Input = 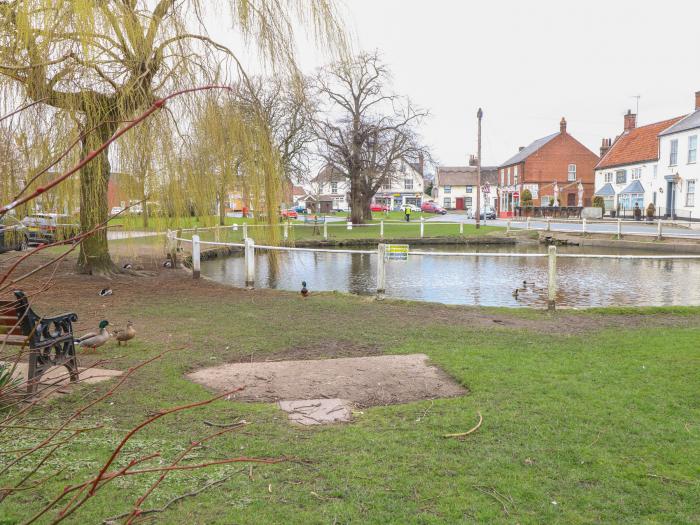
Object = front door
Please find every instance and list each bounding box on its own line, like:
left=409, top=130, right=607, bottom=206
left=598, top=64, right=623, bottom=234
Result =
left=666, top=180, right=675, bottom=218
left=456, top=197, right=465, bottom=210
left=567, top=193, right=576, bottom=206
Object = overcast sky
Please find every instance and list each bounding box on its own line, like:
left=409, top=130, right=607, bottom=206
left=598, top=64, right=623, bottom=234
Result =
left=219, top=0, right=700, bottom=170
left=305, top=0, right=700, bottom=168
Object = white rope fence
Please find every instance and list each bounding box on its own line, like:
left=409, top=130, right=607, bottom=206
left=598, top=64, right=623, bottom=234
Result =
left=167, top=230, right=700, bottom=310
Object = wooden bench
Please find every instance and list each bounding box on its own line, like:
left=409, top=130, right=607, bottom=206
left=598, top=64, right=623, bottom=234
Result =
left=0, top=290, right=79, bottom=395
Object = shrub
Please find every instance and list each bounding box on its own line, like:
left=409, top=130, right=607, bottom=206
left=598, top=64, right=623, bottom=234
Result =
left=521, top=188, right=533, bottom=207
left=592, top=196, right=605, bottom=214
left=647, top=202, right=656, bottom=217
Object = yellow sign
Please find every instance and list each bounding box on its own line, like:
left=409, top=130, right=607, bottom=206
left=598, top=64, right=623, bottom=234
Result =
left=386, top=244, right=409, bottom=261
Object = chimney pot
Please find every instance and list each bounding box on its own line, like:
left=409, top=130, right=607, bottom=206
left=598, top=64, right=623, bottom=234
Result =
left=600, top=138, right=612, bottom=158
left=469, top=155, right=477, bottom=167
left=418, top=152, right=424, bottom=175
left=560, top=117, right=567, bottom=133
left=695, top=90, right=700, bottom=111
left=624, top=110, right=637, bottom=131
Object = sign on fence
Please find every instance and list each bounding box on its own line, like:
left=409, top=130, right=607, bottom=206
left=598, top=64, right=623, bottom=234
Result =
left=386, top=244, right=409, bottom=261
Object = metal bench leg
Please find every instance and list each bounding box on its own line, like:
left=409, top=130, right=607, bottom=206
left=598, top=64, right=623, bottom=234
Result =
left=26, top=350, right=39, bottom=396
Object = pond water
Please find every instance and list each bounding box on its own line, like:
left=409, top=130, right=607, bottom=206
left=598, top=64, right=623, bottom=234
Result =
left=199, top=243, right=700, bottom=308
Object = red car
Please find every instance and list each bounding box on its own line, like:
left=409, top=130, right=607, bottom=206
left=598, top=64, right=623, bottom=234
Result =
left=280, top=209, right=298, bottom=219
left=421, top=202, right=447, bottom=215
left=370, top=203, right=389, bottom=212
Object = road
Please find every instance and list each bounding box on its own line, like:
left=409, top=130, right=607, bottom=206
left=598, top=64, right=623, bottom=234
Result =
left=425, top=214, right=700, bottom=239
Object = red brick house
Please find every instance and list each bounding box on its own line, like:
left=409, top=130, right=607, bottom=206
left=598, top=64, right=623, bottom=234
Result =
left=498, top=118, right=599, bottom=216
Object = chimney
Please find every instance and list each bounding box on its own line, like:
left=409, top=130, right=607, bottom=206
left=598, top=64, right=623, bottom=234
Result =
left=417, top=153, right=424, bottom=175
left=518, top=146, right=525, bottom=152
left=469, top=154, right=477, bottom=167
left=695, top=90, right=700, bottom=111
left=560, top=117, right=567, bottom=133
left=624, top=109, right=637, bottom=131
left=600, top=138, right=612, bottom=158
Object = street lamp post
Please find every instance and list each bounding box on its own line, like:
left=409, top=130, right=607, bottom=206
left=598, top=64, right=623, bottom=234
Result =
left=476, top=107, right=483, bottom=229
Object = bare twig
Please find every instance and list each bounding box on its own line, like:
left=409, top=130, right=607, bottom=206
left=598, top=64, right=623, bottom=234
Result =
left=443, top=411, right=483, bottom=439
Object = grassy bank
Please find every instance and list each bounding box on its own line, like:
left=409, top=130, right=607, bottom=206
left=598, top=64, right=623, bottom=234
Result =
left=1, top=266, right=698, bottom=524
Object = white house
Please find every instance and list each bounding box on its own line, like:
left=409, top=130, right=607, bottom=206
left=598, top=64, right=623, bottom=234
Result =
left=434, top=163, right=498, bottom=212
left=657, top=91, right=700, bottom=220
left=594, top=111, right=685, bottom=216
left=372, top=158, right=427, bottom=209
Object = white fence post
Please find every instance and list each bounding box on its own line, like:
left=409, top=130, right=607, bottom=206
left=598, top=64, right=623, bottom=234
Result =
left=244, top=238, right=255, bottom=289
left=526, top=217, right=531, bottom=230
left=380, top=219, right=384, bottom=239
left=459, top=221, right=464, bottom=235
left=507, top=220, right=511, bottom=234
left=243, top=222, right=248, bottom=240
left=323, top=221, right=328, bottom=240
left=546, top=218, right=551, bottom=232
left=420, top=217, right=425, bottom=238
left=617, top=218, right=622, bottom=240
left=215, top=225, right=220, bottom=242
left=192, top=234, right=201, bottom=279
left=376, top=243, right=386, bottom=297
left=582, top=218, right=587, bottom=235
left=547, top=245, right=557, bottom=311
left=347, top=220, right=352, bottom=230
left=657, top=219, right=663, bottom=241
left=283, top=222, right=289, bottom=240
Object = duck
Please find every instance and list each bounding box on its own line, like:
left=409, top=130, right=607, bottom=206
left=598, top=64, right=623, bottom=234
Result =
left=522, top=280, right=535, bottom=287
left=163, top=259, right=173, bottom=268
left=75, top=320, right=111, bottom=350
left=113, top=321, right=136, bottom=346
left=512, top=289, right=519, bottom=299
left=301, top=281, right=309, bottom=297
left=122, top=263, right=133, bottom=270
left=98, top=288, right=113, bottom=297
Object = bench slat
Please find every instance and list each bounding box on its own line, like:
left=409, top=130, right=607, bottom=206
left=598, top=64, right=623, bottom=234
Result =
left=2, top=334, right=28, bottom=346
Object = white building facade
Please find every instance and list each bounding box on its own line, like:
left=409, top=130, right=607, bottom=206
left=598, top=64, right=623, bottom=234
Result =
left=373, top=160, right=427, bottom=209
left=434, top=166, right=498, bottom=212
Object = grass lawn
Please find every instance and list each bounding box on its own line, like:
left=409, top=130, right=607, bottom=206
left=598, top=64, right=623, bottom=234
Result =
left=1, top=265, right=698, bottom=524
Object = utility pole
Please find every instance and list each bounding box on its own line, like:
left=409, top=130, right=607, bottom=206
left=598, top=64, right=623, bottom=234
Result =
left=476, top=107, right=483, bottom=229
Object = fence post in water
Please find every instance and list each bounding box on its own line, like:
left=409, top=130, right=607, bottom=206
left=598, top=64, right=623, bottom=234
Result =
left=283, top=222, right=289, bottom=240
left=323, top=221, right=328, bottom=240
left=420, top=217, right=425, bottom=238
left=657, top=219, right=663, bottom=241
left=376, top=243, right=386, bottom=297
left=244, top=238, right=255, bottom=289
left=617, top=218, right=622, bottom=240
left=547, top=245, right=557, bottom=311
left=582, top=218, right=587, bottom=236
left=243, top=222, right=248, bottom=240
left=459, top=221, right=464, bottom=235
left=380, top=219, right=384, bottom=239
left=192, top=234, right=201, bottom=279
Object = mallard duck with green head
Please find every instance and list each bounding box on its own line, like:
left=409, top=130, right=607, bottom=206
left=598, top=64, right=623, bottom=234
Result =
left=75, top=320, right=110, bottom=350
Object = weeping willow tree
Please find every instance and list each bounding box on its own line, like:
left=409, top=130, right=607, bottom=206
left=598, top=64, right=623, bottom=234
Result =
left=0, top=0, right=345, bottom=274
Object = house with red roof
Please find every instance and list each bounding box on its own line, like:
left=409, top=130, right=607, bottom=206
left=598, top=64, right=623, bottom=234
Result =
left=594, top=110, right=686, bottom=217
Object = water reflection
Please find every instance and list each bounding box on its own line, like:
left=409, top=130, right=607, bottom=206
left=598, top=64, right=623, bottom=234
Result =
left=200, top=244, right=700, bottom=308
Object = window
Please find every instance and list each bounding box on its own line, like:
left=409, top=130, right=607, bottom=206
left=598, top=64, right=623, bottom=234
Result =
left=620, top=193, right=644, bottom=210
left=514, top=166, right=519, bottom=177
left=670, top=139, right=678, bottom=165
left=500, top=169, right=504, bottom=185
left=689, top=136, right=698, bottom=164
left=631, top=168, right=642, bottom=180
left=404, top=178, right=413, bottom=190
left=652, top=164, right=658, bottom=179
left=687, top=180, right=696, bottom=207
left=466, top=186, right=473, bottom=193
left=444, top=185, right=452, bottom=194
left=507, top=168, right=511, bottom=186
left=466, top=197, right=473, bottom=207
left=616, top=170, right=627, bottom=184
left=330, top=182, right=338, bottom=194
left=604, top=172, right=613, bottom=183
left=568, top=164, right=577, bottom=181
left=443, top=197, right=451, bottom=208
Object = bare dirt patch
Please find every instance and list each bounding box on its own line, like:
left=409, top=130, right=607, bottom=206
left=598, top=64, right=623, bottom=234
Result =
left=186, top=353, right=467, bottom=407
left=278, top=398, right=353, bottom=425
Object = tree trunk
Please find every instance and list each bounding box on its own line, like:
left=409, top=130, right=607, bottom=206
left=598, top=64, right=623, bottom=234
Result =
left=218, top=192, right=226, bottom=226
left=142, top=182, right=149, bottom=229
left=77, top=121, right=117, bottom=274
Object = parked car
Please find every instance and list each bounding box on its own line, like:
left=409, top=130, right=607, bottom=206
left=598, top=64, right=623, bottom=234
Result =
left=0, top=216, right=29, bottom=253
left=370, top=203, right=389, bottom=212
left=22, top=213, right=79, bottom=244
left=421, top=202, right=447, bottom=215
left=466, top=206, right=497, bottom=220
left=110, top=206, right=124, bottom=216
left=129, top=204, right=143, bottom=215
left=280, top=208, right=298, bottom=219
left=292, top=205, right=307, bottom=214
left=394, top=204, right=421, bottom=213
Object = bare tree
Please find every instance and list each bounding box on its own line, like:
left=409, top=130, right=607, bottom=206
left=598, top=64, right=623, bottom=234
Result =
left=314, top=52, right=428, bottom=223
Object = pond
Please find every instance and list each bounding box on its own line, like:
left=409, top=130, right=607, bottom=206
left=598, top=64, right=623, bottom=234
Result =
left=199, top=243, right=700, bottom=308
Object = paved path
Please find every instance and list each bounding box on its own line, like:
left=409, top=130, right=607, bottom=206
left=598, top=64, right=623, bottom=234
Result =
left=425, top=214, right=700, bottom=239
